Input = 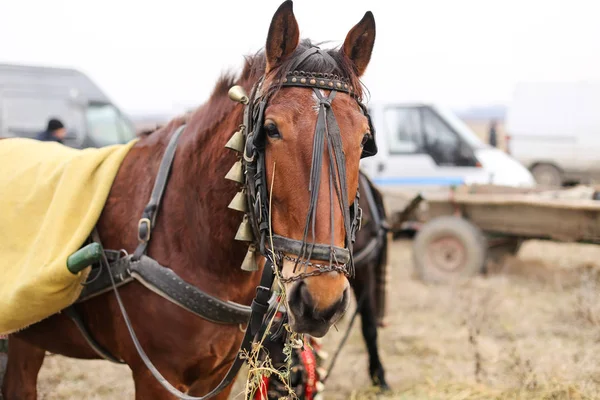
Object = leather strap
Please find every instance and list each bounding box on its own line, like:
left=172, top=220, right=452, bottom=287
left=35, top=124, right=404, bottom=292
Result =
left=104, top=231, right=276, bottom=399
left=129, top=256, right=252, bottom=325
left=63, top=306, right=125, bottom=364
left=359, top=173, right=383, bottom=235
left=133, top=125, right=186, bottom=260
left=269, top=235, right=350, bottom=264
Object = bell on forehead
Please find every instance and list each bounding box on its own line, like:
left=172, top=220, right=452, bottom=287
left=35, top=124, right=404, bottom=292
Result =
left=225, top=160, right=244, bottom=184
left=235, top=215, right=254, bottom=242
left=228, top=85, right=249, bottom=105
left=240, top=245, right=259, bottom=272
left=225, top=128, right=244, bottom=153
left=228, top=190, right=247, bottom=213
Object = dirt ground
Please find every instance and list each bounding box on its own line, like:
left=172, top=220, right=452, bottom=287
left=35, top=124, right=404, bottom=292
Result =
left=30, top=239, right=600, bottom=399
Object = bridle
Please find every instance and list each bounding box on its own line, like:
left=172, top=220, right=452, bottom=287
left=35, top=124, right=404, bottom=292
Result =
left=230, top=46, right=377, bottom=284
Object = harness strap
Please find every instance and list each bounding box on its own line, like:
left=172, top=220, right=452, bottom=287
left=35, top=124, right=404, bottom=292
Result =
left=269, top=235, right=350, bottom=264
left=63, top=306, right=125, bottom=364
left=105, top=223, right=276, bottom=399
left=133, top=124, right=186, bottom=260
left=359, top=173, right=383, bottom=235
left=129, top=256, right=252, bottom=325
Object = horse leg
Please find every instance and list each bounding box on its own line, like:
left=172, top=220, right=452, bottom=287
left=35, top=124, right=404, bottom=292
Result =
left=352, top=266, right=390, bottom=392
left=131, top=366, right=185, bottom=400
left=1, top=336, right=46, bottom=400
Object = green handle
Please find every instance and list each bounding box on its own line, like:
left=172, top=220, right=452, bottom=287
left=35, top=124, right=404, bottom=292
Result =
left=67, top=243, right=104, bottom=274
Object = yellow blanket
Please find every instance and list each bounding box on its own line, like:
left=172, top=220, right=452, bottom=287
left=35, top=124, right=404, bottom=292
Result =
left=0, top=138, right=137, bottom=334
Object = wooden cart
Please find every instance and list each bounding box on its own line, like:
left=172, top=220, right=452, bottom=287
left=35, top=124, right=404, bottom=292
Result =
left=381, top=184, right=600, bottom=283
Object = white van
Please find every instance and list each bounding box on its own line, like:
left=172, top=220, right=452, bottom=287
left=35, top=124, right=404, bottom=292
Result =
left=0, top=63, right=137, bottom=148
left=505, top=81, right=600, bottom=186
left=360, top=103, right=536, bottom=192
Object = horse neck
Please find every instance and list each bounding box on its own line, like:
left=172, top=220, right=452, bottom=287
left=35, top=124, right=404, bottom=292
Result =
left=153, top=94, right=260, bottom=302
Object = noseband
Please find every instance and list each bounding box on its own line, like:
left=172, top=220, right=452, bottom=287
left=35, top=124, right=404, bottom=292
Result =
left=231, top=47, right=377, bottom=283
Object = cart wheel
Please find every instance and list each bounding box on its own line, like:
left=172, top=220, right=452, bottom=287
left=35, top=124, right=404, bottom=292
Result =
left=413, top=216, right=486, bottom=283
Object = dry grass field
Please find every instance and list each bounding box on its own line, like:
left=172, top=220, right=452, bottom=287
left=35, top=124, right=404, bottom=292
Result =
left=26, top=238, right=600, bottom=399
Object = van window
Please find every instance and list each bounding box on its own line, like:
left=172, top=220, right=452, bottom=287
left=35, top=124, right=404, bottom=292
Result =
left=383, top=107, right=423, bottom=154
left=422, top=108, right=470, bottom=166
left=1, top=95, right=85, bottom=141
left=86, top=103, right=135, bottom=146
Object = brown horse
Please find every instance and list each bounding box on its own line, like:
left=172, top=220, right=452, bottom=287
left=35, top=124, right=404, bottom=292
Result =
left=1, top=1, right=376, bottom=399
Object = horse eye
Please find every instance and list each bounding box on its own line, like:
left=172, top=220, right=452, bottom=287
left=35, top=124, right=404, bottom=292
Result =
left=361, top=133, right=370, bottom=147
left=264, top=122, right=281, bottom=139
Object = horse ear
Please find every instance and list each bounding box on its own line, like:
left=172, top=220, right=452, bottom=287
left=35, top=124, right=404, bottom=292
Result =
left=342, top=11, right=376, bottom=77
left=265, top=0, right=300, bottom=73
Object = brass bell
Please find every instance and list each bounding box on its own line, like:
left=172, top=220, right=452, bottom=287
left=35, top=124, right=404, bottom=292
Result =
left=240, top=245, right=259, bottom=272
left=225, top=128, right=245, bottom=152
left=228, top=85, right=249, bottom=105
left=225, top=160, right=244, bottom=184
left=228, top=190, right=248, bottom=213
left=235, top=215, right=253, bottom=242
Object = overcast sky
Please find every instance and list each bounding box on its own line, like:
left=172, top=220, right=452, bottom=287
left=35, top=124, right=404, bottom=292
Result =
left=1, top=0, right=599, bottom=116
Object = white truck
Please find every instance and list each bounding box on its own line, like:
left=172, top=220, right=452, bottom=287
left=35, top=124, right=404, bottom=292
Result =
left=360, top=102, right=535, bottom=195
left=505, top=81, right=600, bottom=186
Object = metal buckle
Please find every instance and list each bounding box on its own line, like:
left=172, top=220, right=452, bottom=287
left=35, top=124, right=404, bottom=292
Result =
left=357, top=207, right=363, bottom=232
left=138, top=218, right=151, bottom=243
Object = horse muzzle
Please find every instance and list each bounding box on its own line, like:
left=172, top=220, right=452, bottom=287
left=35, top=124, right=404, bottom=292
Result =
left=285, top=277, right=350, bottom=337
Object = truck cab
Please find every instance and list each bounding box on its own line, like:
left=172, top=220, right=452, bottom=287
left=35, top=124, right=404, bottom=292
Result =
left=361, top=103, right=536, bottom=193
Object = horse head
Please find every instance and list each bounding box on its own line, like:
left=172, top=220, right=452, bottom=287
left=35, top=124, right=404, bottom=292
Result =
left=231, top=1, right=377, bottom=337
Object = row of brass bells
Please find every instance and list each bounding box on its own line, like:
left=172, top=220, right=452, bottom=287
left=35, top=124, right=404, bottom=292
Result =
left=227, top=85, right=257, bottom=272
left=225, top=86, right=248, bottom=180
left=236, top=216, right=257, bottom=271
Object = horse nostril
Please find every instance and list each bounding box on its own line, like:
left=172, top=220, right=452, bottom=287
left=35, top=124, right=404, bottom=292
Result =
left=299, top=281, right=313, bottom=306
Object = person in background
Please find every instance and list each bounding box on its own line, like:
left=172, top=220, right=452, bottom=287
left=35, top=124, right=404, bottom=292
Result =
left=36, top=118, right=67, bottom=143
left=488, top=119, right=498, bottom=148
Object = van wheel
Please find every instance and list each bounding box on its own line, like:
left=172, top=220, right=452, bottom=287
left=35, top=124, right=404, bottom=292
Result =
left=413, top=216, right=486, bottom=284
left=531, top=164, right=562, bottom=187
